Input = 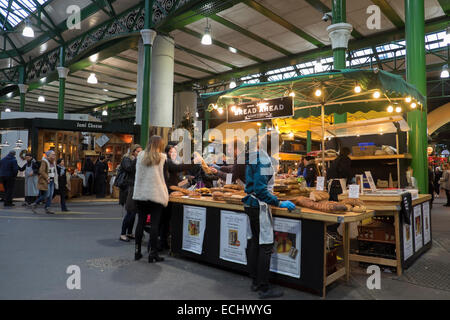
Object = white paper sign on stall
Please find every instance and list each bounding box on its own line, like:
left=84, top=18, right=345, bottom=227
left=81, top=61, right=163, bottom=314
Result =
left=316, top=177, right=325, bottom=191
left=403, top=219, right=413, bottom=261
left=348, top=185, right=360, bottom=199
left=219, top=211, right=248, bottom=265
left=270, top=218, right=301, bottom=279
left=413, top=205, right=423, bottom=251
left=422, top=202, right=431, bottom=245
left=182, top=205, right=207, bottom=255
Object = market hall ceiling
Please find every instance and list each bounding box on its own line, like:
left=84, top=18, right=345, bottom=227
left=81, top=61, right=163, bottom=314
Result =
left=0, top=0, right=448, bottom=113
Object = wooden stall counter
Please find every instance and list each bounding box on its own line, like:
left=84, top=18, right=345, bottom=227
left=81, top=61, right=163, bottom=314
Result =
left=169, top=196, right=374, bottom=297
left=338, top=193, right=432, bottom=276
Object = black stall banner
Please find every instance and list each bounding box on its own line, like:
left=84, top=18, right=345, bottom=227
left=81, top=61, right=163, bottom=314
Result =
left=227, top=97, right=293, bottom=123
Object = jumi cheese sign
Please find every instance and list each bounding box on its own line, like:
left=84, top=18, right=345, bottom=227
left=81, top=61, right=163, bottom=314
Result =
left=227, top=97, right=293, bottom=123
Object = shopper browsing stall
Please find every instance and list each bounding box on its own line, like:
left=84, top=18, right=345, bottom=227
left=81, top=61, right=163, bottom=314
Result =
left=31, top=150, right=57, bottom=214
left=440, top=163, right=450, bottom=207
left=18, top=153, right=39, bottom=206
left=56, top=159, right=70, bottom=212
left=242, top=133, right=296, bottom=299
left=133, top=136, right=169, bottom=263
left=301, top=156, right=318, bottom=187
left=327, top=147, right=352, bottom=201
left=94, top=156, right=108, bottom=198
left=0, top=150, right=19, bottom=208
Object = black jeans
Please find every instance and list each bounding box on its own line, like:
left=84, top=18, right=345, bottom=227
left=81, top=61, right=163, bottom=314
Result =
left=446, top=189, right=450, bottom=205
left=59, top=187, right=67, bottom=211
left=2, top=176, right=16, bottom=206
left=159, top=203, right=172, bottom=249
left=328, top=180, right=342, bottom=233
left=245, top=206, right=273, bottom=292
left=135, top=200, right=163, bottom=253
left=121, top=211, right=136, bottom=235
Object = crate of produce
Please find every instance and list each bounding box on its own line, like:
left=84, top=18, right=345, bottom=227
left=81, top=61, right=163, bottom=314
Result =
left=357, top=220, right=395, bottom=244
left=352, top=145, right=376, bottom=156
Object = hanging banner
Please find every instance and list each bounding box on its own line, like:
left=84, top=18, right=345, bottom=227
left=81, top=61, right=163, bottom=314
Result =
left=422, top=202, right=431, bottom=245
left=219, top=211, right=248, bottom=265
left=403, top=218, right=413, bottom=261
left=413, top=205, right=423, bottom=251
left=270, top=218, right=301, bottom=279
left=227, top=97, right=293, bottom=123
left=182, top=206, right=207, bottom=255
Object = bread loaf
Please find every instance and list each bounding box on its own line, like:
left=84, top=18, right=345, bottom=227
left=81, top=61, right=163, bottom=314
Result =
left=341, top=198, right=365, bottom=207
left=309, top=191, right=330, bottom=202
left=212, top=191, right=225, bottom=201
left=170, top=191, right=185, bottom=197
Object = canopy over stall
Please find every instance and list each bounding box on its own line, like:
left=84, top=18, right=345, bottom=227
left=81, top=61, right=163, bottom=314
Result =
left=200, top=69, right=425, bottom=177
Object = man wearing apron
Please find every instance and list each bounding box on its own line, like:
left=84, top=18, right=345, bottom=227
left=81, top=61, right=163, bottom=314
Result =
left=242, top=134, right=296, bottom=299
left=18, top=153, right=39, bottom=205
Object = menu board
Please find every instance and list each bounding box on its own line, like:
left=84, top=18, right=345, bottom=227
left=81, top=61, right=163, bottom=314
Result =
left=182, top=206, right=207, bottom=255
left=422, top=202, right=431, bottom=245
left=270, top=218, right=301, bottom=279
left=227, top=97, right=293, bottom=123
left=413, top=205, right=423, bottom=251
left=219, top=211, right=248, bottom=265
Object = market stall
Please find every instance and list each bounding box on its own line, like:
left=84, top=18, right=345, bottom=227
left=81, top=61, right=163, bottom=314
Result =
left=186, top=68, right=431, bottom=291
left=169, top=194, right=373, bottom=297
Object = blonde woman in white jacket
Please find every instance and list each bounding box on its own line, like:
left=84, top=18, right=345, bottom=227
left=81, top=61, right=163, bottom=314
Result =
left=133, top=135, right=169, bottom=262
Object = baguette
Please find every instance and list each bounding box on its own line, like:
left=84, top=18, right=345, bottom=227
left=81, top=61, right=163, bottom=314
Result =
left=169, top=186, right=191, bottom=195
left=212, top=191, right=225, bottom=201
left=341, top=198, right=365, bottom=207
left=170, top=191, right=185, bottom=197
left=224, top=184, right=244, bottom=191
left=309, top=191, right=330, bottom=202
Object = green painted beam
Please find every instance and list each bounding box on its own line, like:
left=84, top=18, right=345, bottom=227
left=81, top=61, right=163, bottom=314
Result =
left=243, top=0, right=325, bottom=48
left=209, top=14, right=292, bottom=56
left=179, top=27, right=264, bottom=63
left=371, top=0, right=404, bottom=29
left=177, top=44, right=238, bottom=69
left=175, top=16, right=449, bottom=90
left=437, top=0, right=450, bottom=15
left=303, top=0, right=364, bottom=39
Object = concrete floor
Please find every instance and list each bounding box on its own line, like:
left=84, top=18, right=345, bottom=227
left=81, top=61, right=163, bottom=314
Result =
left=0, top=193, right=449, bottom=300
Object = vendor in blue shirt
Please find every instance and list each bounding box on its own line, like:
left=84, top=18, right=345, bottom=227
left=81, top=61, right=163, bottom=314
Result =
left=299, top=156, right=318, bottom=187
left=242, top=133, right=295, bottom=299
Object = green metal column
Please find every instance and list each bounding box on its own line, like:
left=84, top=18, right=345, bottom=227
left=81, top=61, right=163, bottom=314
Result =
left=332, top=0, right=346, bottom=70
left=306, top=130, right=312, bottom=153
left=204, top=110, right=210, bottom=132
left=405, top=0, right=428, bottom=193
left=18, top=66, right=26, bottom=112
left=140, top=0, right=154, bottom=148
left=57, top=47, right=67, bottom=120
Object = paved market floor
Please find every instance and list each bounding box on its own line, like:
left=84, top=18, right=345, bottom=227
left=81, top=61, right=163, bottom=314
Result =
left=1, top=194, right=450, bottom=300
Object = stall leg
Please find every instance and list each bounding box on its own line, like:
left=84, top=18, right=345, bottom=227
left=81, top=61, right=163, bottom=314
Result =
left=344, top=223, right=350, bottom=282
left=322, top=223, right=327, bottom=299
left=394, top=213, right=403, bottom=276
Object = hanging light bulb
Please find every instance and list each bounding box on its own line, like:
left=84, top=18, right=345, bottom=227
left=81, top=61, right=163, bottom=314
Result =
left=195, top=112, right=199, bottom=118
left=229, top=80, right=237, bottom=89
left=405, top=96, right=412, bottom=103
left=373, top=91, right=381, bottom=99
left=289, top=91, right=295, bottom=97
left=201, top=19, right=212, bottom=45
left=22, top=21, right=34, bottom=38
left=87, top=73, right=98, bottom=84
left=257, top=122, right=262, bottom=127
left=16, top=139, right=23, bottom=146
left=102, top=110, right=108, bottom=116
left=395, top=106, right=402, bottom=113
left=288, top=131, right=294, bottom=138
left=213, top=104, right=218, bottom=110
left=218, top=107, right=224, bottom=115
left=5, top=108, right=11, bottom=112
left=38, top=96, right=45, bottom=102
left=4, top=140, right=9, bottom=147
left=354, top=84, right=362, bottom=93
left=314, top=89, right=322, bottom=97
left=441, top=64, right=449, bottom=79
left=228, top=47, right=237, bottom=53
left=387, top=105, right=394, bottom=113
left=411, top=102, right=417, bottom=109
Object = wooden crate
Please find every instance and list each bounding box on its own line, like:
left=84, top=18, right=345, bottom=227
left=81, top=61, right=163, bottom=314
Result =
left=358, top=221, right=395, bottom=244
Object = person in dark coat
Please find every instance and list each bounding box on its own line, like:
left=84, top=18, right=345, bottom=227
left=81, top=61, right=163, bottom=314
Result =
left=56, top=159, right=70, bottom=212
left=0, top=150, right=19, bottom=208
left=159, top=145, right=200, bottom=250
left=94, top=156, right=108, bottom=198
left=119, top=144, right=142, bottom=242
left=301, top=156, right=318, bottom=187
left=327, top=147, right=352, bottom=201
left=83, top=157, right=95, bottom=195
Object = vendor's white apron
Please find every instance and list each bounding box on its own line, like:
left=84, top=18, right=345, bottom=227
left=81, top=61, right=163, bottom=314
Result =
left=247, top=155, right=276, bottom=245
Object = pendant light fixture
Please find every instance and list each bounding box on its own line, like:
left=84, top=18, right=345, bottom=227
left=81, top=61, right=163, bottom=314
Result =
left=102, top=109, right=108, bottom=116
left=38, top=95, right=45, bottom=102
left=22, top=20, right=34, bottom=38
left=88, top=73, right=98, bottom=84
left=441, top=64, right=449, bottom=79
left=201, top=19, right=212, bottom=45
left=229, top=79, right=237, bottom=89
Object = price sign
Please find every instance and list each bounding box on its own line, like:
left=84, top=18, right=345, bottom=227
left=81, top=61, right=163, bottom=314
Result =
left=349, top=185, right=360, bottom=199
left=226, top=174, right=233, bottom=185
left=316, top=176, right=325, bottom=191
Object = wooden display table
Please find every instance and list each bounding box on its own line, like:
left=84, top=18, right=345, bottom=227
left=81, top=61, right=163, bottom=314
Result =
left=68, top=178, right=83, bottom=199
left=338, top=193, right=432, bottom=276
left=169, top=196, right=374, bottom=297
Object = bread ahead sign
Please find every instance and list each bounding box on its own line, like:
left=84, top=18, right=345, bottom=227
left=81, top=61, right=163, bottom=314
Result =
left=227, top=97, right=293, bottom=123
